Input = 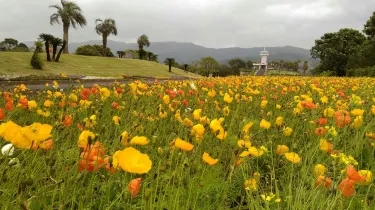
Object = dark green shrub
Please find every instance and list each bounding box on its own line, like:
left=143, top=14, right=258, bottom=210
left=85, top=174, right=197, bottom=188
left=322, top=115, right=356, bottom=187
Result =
left=30, top=41, right=44, bottom=70
left=75, top=44, right=114, bottom=57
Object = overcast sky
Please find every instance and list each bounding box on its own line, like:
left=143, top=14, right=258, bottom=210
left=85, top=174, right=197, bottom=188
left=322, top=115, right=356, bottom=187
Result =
left=0, top=0, right=374, bottom=49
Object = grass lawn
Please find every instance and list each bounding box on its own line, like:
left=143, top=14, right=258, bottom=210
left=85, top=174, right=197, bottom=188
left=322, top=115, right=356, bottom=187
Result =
left=268, top=70, right=300, bottom=76
left=0, top=52, right=200, bottom=78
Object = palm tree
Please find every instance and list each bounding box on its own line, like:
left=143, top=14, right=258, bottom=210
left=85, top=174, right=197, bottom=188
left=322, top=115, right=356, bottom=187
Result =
left=39, top=33, right=54, bottom=61
left=183, top=64, right=188, bottom=72
left=55, top=41, right=67, bottom=62
left=164, top=58, right=175, bottom=72
left=147, top=51, right=154, bottom=61
left=50, top=0, right=87, bottom=54
left=50, top=37, right=63, bottom=61
left=95, top=18, right=118, bottom=56
left=303, top=61, right=309, bottom=76
left=137, top=34, right=150, bottom=60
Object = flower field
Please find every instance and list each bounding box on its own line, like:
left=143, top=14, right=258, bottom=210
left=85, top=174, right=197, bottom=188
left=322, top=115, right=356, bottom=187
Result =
left=0, top=76, right=374, bottom=209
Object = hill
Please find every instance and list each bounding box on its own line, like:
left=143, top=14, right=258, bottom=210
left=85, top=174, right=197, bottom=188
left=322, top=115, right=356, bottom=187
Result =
left=0, top=52, right=199, bottom=78
left=23, top=40, right=319, bottom=67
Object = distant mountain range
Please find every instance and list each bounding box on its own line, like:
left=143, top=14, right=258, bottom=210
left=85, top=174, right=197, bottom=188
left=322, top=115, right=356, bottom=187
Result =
left=23, top=40, right=318, bottom=67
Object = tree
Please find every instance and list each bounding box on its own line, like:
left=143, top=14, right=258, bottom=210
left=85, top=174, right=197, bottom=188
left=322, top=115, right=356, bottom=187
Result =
left=30, top=41, right=44, bottom=69
left=364, top=11, right=375, bottom=39
left=228, top=58, right=246, bottom=70
left=17, top=43, right=29, bottom=51
left=1, top=38, right=18, bottom=51
left=137, top=34, right=150, bottom=60
left=76, top=45, right=114, bottom=57
left=55, top=40, right=67, bottom=62
left=147, top=51, right=154, bottom=61
left=39, top=33, right=54, bottom=61
left=95, top=18, right=118, bottom=56
left=164, top=58, right=175, bottom=72
left=50, top=0, right=87, bottom=54
left=183, top=64, right=188, bottom=72
left=311, top=28, right=366, bottom=76
left=200, top=56, right=219, bottom=77
left=117, top=51, right=125, bottom=58
left=246, top=60, right=254, bottom=69
left=303, top=61, right=308, bottom=76
left=50, top=37, right=63, bottom=61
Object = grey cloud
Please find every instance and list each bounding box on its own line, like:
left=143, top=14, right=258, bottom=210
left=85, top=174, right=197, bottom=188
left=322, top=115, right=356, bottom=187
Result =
left=0, top=0, right=374, bottom=49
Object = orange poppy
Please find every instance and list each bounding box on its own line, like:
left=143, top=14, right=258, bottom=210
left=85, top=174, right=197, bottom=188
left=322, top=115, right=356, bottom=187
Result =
left=346, top=165, right=366, bottom=182
left=128, top=178, right=142, bottom=198
left=334, top=110, right=351, bottom=128
left=0, top=108, right=5, bottom=120
left=301, top=101, right=317, bottom=109
left=317, top=118, right=328, bottom=125
left=339, top=178, right=356, bottom=197
left=316, top=176, right=332, bottom=188
left=315, top=127, right=327, bottom=136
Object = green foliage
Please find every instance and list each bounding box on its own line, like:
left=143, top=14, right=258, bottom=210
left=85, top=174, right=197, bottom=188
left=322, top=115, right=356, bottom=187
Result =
left=76, top=45, right=114, bottom=57
left=30, top=41, right=44, bottom=70
left=164, top=58, right=176, bottom=72
left=50, top=37, right=63, bottom=61
left=0, top=38, right=18, bottom=51
left=137, top=34, right=150, bottom=60
left=228, top=58, right=246, bottom=70
left=10, top=43, right=30, bottom=52
left=246, top=60, right=254, bottom=69
left=50, top=0, right=87, bottom=53
left=347, top=66, right=375, bottom=77
left=311, top=28, right=366, bottom=76
left=95, top=18, right=118, bottom=56
left=39, top=33, right=55, bottom=62
left=364, top=11, right=375, bottom=39
left=199, top=56, right=219, bottom=76
left=303, top=61, right=308, bottom=75
left=217, top=65, right=240, bottom=77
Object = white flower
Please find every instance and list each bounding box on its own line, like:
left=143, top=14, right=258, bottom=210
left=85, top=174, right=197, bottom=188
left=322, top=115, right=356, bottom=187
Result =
left=60, top=89, right=64, bottom=92
left=173, top=88, right=177, bottom=92
left=1, top=144, right=14, bottom=156
left=190, top=83, right=196, bottom=89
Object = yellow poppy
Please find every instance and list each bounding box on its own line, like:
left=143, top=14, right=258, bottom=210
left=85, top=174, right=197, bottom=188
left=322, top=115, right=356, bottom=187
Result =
left=358, top=170, right=373, bottom=185
left=174, top=138, right=194, bottom=151
left=260, top=119, right=271, bottom=129
left=283, top=127, right=293, bottom=136
left=192, top=124, right=205, bottom=137
left=237, top=140, right=251, bottom=148
left=276, top=145, right=289, bottom=155
left=112, top=116, right=121, bottom=125
left=242, top=121, right=254, bottom=134
left=78, top=130, right=95, bottom=148
left=121, top=131, right=131, bottom=145
left=112, top=147, right=152, bottom=174
left=202, top=152, right=218, bottom=165
left=193, top=109, right=202, bottom=120
left=314, top=164, right=326, bottom=177
left=284, top=152, right=301, bottom=163
left=275, top=117, right=283, bottom=126
left=130, top=136, right=149, bottom=146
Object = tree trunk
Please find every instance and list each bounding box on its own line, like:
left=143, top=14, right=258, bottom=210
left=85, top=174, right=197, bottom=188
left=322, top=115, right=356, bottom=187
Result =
left=56, top=41, right=66, bottom=62
left=52, top=45, right=57, bottom=61
left=169, top=65, right=171, bottom=72
left=63, top=25, right=69, bottom=54
left=102, top=35, right=107, bottom=57
left=45, top=41, right=51, bottom=61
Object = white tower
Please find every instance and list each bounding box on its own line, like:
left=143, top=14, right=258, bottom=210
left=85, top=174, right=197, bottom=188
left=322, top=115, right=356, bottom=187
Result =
left=260, top=47, right=269, bottom=75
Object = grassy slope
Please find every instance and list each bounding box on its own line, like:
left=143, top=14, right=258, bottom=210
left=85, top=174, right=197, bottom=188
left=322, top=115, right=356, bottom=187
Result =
left=268, top=70, right=300, bottom=76
left=0, top=52, right=199, bottom=78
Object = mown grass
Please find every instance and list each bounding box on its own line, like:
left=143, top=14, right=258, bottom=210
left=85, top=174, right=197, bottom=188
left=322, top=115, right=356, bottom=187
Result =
left=0, top=52, right=199, bottom=78
left=268, top=70, right=300, bottom=76
left=0, top=76, right=374, bottom=209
